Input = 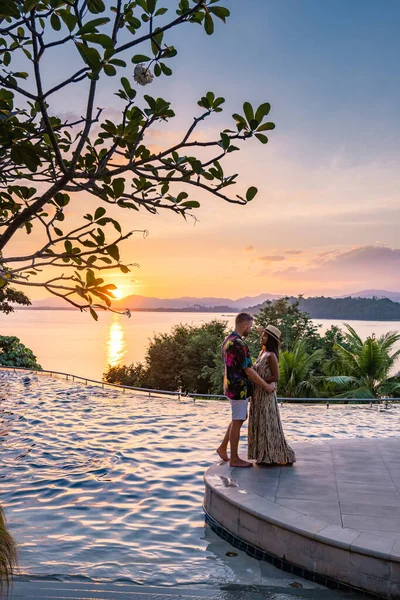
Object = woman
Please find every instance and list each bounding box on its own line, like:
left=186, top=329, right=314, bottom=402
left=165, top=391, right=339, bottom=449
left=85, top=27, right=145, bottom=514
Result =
left=248, top=324, right=296, bottom=465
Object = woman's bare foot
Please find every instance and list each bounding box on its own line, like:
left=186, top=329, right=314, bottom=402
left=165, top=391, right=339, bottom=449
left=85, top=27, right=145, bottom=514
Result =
left=216, top=447, right=229, bottom=461
left=230, top=458, right=253, bottom=468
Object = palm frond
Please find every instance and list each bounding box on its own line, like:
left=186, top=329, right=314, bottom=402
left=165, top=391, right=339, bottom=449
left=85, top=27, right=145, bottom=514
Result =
left=378, top=331, right=400, bottom=352
left=378, top=381, right=400, bottom=397
left=326, top=375, right=357, bottom=386
left=334, top=343, right=361, bottom=375
left=358, top=338, right=384, bottom=379
left=296, top=379, right=321, bottom=398
left=334, top=386, right=375, bottom=399
left=343, top=323, right=364, bottom=349
left=0, top=507, right=17, bottom=594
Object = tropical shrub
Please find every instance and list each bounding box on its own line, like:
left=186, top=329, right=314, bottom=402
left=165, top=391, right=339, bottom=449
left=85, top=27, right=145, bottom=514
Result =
left=278, top=340, right=324, bottom=398
left=0, top=335, right=41, bottom=369
left=326, top=325, right=400, bottom=399
left=104, top=320, right=227, bottom=393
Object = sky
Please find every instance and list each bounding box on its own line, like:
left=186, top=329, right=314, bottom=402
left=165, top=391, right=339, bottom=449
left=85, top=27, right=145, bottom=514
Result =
left=8, top=0, right=400, bottom=300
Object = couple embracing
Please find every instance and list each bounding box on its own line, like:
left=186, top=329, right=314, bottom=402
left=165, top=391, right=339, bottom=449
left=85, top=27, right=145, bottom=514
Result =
left=217, top=312, right=296, bottom=468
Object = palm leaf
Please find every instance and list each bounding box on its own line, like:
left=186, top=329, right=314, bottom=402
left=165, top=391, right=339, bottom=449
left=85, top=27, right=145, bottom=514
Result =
left=334, top=343, right=361, bottom=375
left=0, top=507, right=17, bottom=594
left=378, top=331, right=400, bottom=352
left=358, top=338, right=384, bottom=379
left=326, top=375, right=358, bottom=386
left=334, top=386, right=375, bottom=399
left=378, top=380, right=400, bottom=397
left=343, top=323, right=364, bottom=349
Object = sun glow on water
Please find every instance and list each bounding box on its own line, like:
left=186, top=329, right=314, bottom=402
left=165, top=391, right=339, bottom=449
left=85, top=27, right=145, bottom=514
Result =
left=106, top=315, right=127, bottom=367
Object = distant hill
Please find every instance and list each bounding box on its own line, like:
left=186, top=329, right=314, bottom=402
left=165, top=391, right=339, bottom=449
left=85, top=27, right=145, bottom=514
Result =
left=337, top=289, right=400, bottom=303
left=29, top=293, right=280, bottom=310
left=247, top=296, right=400, bottom=321
left=21, top=290, right=400, bottom=318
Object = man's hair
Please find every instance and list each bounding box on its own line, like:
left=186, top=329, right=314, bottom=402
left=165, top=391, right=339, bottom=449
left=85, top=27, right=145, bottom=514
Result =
left=235, top=312, right=254, bottom=327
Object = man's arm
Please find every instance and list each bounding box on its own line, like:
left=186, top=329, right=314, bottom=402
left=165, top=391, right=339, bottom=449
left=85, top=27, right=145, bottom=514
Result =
left=245, top=367, right=276, bottom=393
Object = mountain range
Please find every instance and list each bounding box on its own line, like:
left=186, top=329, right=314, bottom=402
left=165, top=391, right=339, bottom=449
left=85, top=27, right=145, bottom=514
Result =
left=27, top=289, right=400, bottom=310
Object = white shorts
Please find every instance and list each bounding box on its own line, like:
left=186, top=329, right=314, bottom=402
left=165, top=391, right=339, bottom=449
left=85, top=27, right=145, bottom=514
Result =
left=230, top=398, right=249, bottom=421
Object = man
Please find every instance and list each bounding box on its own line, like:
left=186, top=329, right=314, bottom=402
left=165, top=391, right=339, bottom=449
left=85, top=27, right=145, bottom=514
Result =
left=217, top=312, right=276, bottom=468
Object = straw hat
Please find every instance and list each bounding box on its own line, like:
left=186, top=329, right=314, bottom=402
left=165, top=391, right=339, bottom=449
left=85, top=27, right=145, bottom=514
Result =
left=256, top=324, right=282, bottom=343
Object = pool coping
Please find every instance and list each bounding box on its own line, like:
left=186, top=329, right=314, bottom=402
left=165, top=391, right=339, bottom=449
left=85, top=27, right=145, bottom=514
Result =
left=204, top=438, right=400, bottom=599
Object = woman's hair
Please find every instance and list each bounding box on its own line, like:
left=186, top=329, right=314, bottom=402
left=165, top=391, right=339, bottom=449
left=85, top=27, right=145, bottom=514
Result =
left=263, top=334, right=279, bottom=360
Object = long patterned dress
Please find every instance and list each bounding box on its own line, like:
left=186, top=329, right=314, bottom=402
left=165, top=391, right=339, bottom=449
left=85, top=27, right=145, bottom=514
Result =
left=248, top=352, right=296, bottom=465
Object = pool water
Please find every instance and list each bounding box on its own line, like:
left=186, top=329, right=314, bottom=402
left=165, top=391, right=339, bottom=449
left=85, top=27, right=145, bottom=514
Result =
left=1, top=371, right=398, bottom=597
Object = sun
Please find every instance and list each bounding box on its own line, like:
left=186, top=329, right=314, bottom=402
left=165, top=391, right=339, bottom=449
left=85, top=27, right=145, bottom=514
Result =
left=112, top=287, right=124, bottom=300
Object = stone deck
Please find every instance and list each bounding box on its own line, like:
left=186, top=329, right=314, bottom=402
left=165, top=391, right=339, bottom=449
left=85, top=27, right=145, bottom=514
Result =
left=204, top=437, right=400, bottom=599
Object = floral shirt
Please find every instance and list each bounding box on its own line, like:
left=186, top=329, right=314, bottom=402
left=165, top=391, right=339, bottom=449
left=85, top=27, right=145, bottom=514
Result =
left=222, top=332, right=253, bottom=400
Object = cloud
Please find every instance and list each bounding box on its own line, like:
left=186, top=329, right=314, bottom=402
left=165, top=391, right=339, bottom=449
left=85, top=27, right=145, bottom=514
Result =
left=244, top=246, right=255, bottom=252
left=272, top=245, right=400, bottom=292
left=284, top=250, right=303, bottom=255
left=257, top=255, right=286, bottom=263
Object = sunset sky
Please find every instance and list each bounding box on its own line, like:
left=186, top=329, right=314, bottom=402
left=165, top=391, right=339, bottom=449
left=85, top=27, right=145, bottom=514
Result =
left=11, top=0, right=400, bottom=301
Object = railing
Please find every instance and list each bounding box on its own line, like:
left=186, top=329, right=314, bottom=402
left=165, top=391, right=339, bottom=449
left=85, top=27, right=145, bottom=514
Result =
left=0, top=365, right=399, bottom=407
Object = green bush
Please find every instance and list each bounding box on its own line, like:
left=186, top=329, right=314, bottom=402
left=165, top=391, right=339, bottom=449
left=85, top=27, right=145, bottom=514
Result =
left=104, top=320, right=227, bottom=394
left=0, top=336, right=41, bottom=369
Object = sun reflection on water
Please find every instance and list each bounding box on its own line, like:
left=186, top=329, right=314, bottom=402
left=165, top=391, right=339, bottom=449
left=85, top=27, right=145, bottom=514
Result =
left=106, top=314, right=127, bottom=367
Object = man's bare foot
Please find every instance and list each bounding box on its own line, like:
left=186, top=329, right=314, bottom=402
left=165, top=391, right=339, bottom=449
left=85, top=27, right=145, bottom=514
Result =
left=216, top=447, right=229, bottom=461
left=230, top=458, right=253, bottom=468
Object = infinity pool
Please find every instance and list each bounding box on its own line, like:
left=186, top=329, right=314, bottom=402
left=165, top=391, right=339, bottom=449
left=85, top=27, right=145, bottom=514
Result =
left=1, top=371, right=398, bottom=597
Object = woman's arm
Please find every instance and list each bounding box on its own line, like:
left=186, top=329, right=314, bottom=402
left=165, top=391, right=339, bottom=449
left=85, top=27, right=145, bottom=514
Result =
left=264, top=353, right=279, bottom=383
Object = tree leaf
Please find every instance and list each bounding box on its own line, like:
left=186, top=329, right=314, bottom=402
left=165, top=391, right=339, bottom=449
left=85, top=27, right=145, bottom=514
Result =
left=94, top=207, right=106, bottom=220
left=220, top=132, right=230, bottom=150
left=104, top=64, right=117, bottom=76
left=112, top=178, right=125, bottom=198
left=23, top=0, right=38, bottom=12
left=208, top=6, right=230, bottom=22
left=243, top=102, right=254, bottom=123
left=90, top=307, right=99, bottom=321
left=75, top=42, right=101, bottom=71
left=50, top=13, right=61, bottom=30
left=204, top=12, right=214, bottom=35
left=107, top=244, right=120, bottom=261
left=147, top=0, right=156, bottom=13
left=255, top=133, right=268, bottom=144
left=257, top=122, right=275, bottom=132
left=131, top=54, right=151, bottom=63
left=87, top=0, right=105, bottom=14
left=255, top=102, right=271, bottom=122
left=246, top=186, right=258, bottom=201
left=160, top=62, right=172, bottom=76
left=81, top=33, right=114, bottom=48
left=78, top=17, right=110, bottom=34
left=181, top=200, right=200, bottom=209
left=59, top=9, right=77, bottom=31
left=176, top=191, right=188, bottom=203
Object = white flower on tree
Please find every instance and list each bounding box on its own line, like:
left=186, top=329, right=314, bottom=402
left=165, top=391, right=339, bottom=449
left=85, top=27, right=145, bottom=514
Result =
left=133, top=64, right=154, bottom=86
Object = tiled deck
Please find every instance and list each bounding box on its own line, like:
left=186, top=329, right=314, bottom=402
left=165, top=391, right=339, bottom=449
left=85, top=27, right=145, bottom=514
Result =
left=204, top=437, right=400, bottom=599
